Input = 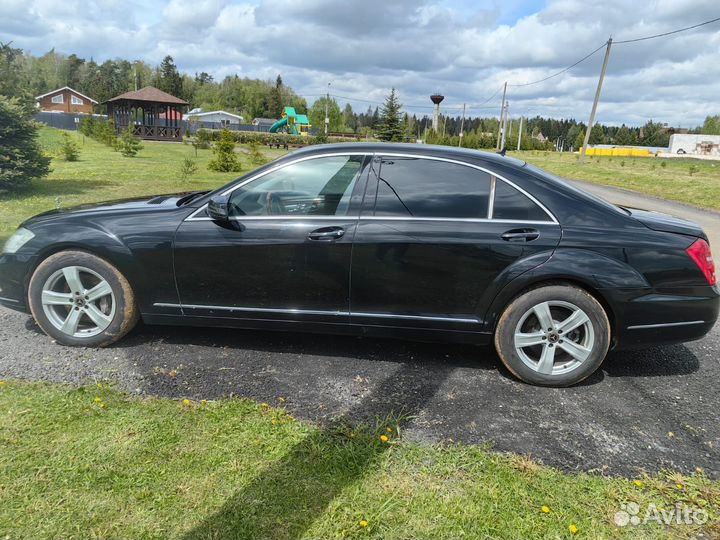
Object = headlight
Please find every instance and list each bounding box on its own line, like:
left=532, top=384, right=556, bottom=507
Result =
left=2, top=227, right=35, bottom=254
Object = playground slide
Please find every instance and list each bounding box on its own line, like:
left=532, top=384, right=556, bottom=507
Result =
left=269, top=117, right=298, bottom=135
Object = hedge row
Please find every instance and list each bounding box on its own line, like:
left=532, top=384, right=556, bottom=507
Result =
left=192, top=129, right=360, bottom=146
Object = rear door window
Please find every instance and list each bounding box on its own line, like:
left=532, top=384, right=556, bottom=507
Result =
left=373, top=157, right=491, bottom=219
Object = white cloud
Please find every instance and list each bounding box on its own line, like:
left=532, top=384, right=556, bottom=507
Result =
left=1, top=0, right=719, bottom=126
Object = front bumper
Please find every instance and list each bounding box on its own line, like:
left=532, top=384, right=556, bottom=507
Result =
left=0, top=252, right=36, bottom=313
left=608, top=285, right=720, bottom=349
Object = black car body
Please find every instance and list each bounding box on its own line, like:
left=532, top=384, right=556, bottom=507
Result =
left=1, top=143, right=717, bottom=385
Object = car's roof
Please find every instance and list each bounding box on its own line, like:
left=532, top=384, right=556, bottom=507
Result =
left=290, top=142, right=527, bottom=168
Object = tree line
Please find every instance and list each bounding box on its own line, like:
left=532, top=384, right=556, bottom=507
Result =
left=2, top=42, right=718, bottom=146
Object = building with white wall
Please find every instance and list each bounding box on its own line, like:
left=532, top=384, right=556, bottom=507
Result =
left=668, top=134, right=720, bottom=156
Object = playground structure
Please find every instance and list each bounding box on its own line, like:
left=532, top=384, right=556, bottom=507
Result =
left=269, top=107, right=311, bottom=136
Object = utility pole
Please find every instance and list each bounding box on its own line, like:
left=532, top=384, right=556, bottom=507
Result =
left=496, top=81, right=507, bottom=149
left=324, top=82, right=330, bottom=135
left=500, top=102, right=509, bottom=150
left=458, top=103, right=466, bottom=147
left=579, top=38, right=613, bottom=163
left=517, top=116, right=523, bottom=151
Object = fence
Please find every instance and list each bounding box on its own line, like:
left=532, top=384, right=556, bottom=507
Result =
left=34, top=111, right=107, bottom=131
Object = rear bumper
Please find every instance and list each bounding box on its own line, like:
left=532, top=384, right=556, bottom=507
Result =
left=608, top=285, right=719, bottom=349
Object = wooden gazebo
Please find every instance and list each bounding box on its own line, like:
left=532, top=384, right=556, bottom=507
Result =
left=105, top=86, right=188, bottom=142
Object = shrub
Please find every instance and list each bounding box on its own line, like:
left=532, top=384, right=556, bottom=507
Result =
left=620, top=160, right=625, bottom=167
left=117, top=126, right=143, bottom=157
left=79, top=115, right=95, bottom=137
left=194, top=129, right=212, bottom=150
left=0, top=96, right=51, bottom=191
left=59, top=132, right=80, bottom=161
left=247, top=141, right=268, bottom=166
left=660, top=160, right=667, bottom=168
left=688, top=164, right=699, bottom=176
left=208, top=128, right=242, bottom=172
left=179, top=156, right=198, bottom=181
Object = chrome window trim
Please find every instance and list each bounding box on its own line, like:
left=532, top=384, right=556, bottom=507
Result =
left=376, top=152, right=558, bottom=224
left=185, top=151, right=559, bottom=224
left=627, top=320, right=705, bottom=330
left=487, top=175, right=497, bottom=219
left=153, top=302, right=479, bottom=324
left=185, top=152, right=372, bottom=221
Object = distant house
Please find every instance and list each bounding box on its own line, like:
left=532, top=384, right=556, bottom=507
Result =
left=669, top=134, right=720, bottom=156
left=532, top=131, right=548, bottom=144
left=185, top=110, right=244, bottom=127
left=252, top=117, right=277, bottom=128
left=36, top=87, right=97, bottom=114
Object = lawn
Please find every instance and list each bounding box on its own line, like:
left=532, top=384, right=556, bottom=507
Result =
left=0, top=128, right=289, bottom=244
left=0, top=380, right=717, bottom=539
left=511, top=150, right=720, bottom=211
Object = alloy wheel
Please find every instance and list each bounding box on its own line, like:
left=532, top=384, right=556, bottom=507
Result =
left=40, top=265, right=116, bottom=338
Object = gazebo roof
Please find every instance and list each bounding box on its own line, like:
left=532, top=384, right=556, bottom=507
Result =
left=105, top=86, right=188, bottom=105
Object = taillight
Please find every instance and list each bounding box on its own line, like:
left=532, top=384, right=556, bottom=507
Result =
left=686, top=239, right=716, bottom=286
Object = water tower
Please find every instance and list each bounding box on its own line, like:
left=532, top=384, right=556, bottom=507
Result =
left=430, top=93, right=444, bottom=133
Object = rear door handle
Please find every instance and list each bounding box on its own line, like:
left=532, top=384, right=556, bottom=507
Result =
left=501, top=228, right=540, bottom=242
left=308, top=226, right=345, bottom=241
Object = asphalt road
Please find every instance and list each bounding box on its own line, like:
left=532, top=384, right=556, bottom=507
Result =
left=1, top=181, right=718, bottom=478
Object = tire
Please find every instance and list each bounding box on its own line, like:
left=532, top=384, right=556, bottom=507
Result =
left=494, top=284, right=610, bottom=387
left=28, top=250, right=139, bottom=347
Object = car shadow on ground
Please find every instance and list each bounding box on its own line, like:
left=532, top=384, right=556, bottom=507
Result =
left=181, top=359, right=457, bottom=540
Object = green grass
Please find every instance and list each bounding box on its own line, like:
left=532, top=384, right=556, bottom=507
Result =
left=512, top=150, right=720, bottom=211
left=0, top=380, right=717, bottom=539
left=0, top=128, right=289, bottom=244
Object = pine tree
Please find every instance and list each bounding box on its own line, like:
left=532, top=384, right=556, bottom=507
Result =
left=0, top=96, right=50, bottom=191
left=589, top=122, right=605, bottom=145
left=377, top=88, right=403, bottom=142
left=208, top=128, right=242, bottom=172
left=118, top=125, right=143, bottom=157
left=157, top=55, right=183, bottom=97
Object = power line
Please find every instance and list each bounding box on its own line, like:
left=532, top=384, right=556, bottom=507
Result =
left=615, top=15, right=720, bottom=44
left=508, top=42, right=607, bottom=87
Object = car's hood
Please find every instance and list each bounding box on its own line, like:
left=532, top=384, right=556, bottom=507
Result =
left=23, top=192, right=207, bottom=225
left=622, top=206, right=706, bottom=240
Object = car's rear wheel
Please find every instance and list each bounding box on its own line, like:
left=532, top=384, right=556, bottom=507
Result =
left=28, top=251, right=138, bottom=347
left=494, top=284, right=610, bottom=386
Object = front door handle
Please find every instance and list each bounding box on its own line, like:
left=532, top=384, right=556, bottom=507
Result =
left=501, top=228, right=540, bottom=242
left=308, top=226, right=345, bottom=241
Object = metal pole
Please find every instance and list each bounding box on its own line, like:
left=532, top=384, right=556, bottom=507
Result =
left=458, top=103, right=466, bottom=147
left=579, top=38, right=613, bottom=163
left=517, top=116, right=523, bottom=151
left=324, top=82, right=330, bottom=135
left=496, top=81, right=507, bottom=149
left=500, top=102, right=509, bottom=149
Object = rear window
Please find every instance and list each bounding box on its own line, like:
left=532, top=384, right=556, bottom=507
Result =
left=493, top=180, right=551, bottom=221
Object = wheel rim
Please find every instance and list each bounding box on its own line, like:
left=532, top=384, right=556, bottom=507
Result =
left=513, top=300, right=595, bottom=376
left=41, top=265, right=116, bottom=338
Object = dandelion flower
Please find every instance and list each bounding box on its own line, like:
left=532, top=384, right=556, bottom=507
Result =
left=633, top=480, right=643, bottom=488
left=183, top=399, right=191, bottom=407
left=99, top=403, right=106, bottom=409
left=200, top=400, right=207, bottom=405
left=380, top=435, right=389, bottom=443
left=286, top=415, right=294, bottom=422
left=261, top=403, right=269, bottom=409
left=676, top=483, right=683, bottom=490
left=0, top=380, right=6, bottom=386
left=359, top=520, right=368, bottom=528
left=541, top=506, right=550, bottom=514
left=387, top=427, right=393, bottom=433
left=279, top=397, right=286, bottom=403
left=94, top=396, right=102, bottom=403
left=569, top=524, right=578, bottom=534
left=97, top=383, right=103, bottom=389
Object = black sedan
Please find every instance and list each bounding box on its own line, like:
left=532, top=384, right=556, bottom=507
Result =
left=1, top=143, right=717, bottom=386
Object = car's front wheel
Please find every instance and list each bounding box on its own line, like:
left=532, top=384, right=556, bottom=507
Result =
left=494, top=284, right=610, bottom=386
left=28, top=250, right=138, bottom=347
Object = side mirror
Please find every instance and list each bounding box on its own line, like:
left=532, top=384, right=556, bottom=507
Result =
left=207, top=194, right=230, bottom=222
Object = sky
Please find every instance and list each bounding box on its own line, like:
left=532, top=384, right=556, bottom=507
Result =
left=1, top=0, right=719, bottom=127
